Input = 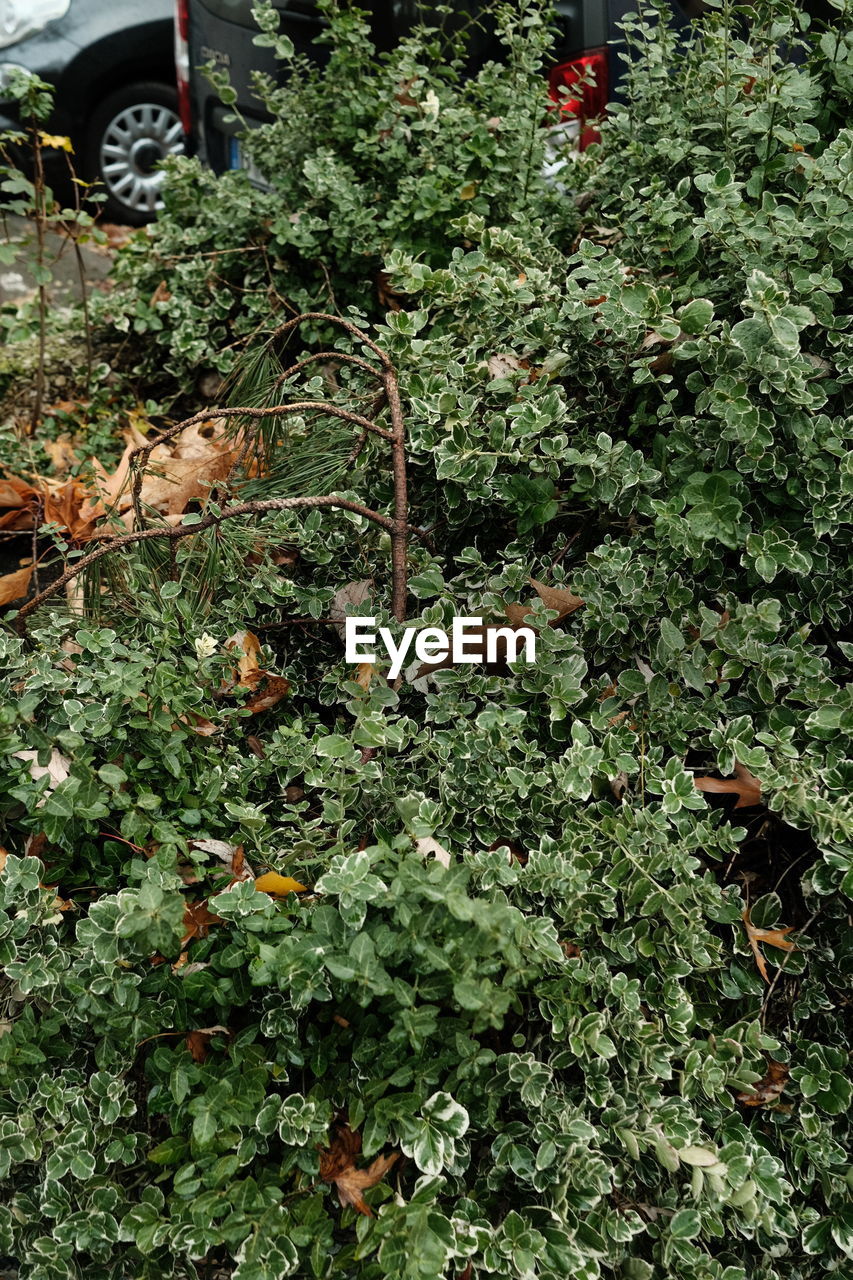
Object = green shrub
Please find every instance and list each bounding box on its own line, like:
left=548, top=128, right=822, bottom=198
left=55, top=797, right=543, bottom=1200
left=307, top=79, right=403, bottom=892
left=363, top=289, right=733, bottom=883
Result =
left=96, top=0, right=571, bottom=379
left=2, top=2, right=853, bottom=1278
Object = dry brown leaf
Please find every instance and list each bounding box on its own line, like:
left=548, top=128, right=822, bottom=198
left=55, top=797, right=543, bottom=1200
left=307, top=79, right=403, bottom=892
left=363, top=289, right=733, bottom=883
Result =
left=504, top=578, right=585, bottom=626
left=486, top=353, right=525, bottom=380
left=0, top=475, right=38, bottom=509
left=185, top=1025, right=229, bottom=1063
left=694, top=762, right=762, bottom=810
left=737, top=1059, right=789, bottom=1107
left=319, top=1123, right=400, bottom=1218
left=243, top=674, right=290, bottom=714
left=222, top=632, right=289, bottom=714
left=181, top=899, right=223, bottom=947
left=376, top=271, right=404, bottom=312
left=190, top=838, right=256, bottom=881
left=226, top=630, right=264, bottom=687
left=415, top=578, right=583, bottom=680
left=0, top=847, right=8, bottom=874
left=330, top=581, right=374, bottom=644
left=78, top=418, right=235, bottom=528
left=254, top=871, right=307, bottom=896
left=742, top=907, right=796, bottom=983
left=42, top=435, right=79, bottom=475
left=355, top=662, right=374, bottom=692
left=177, top=711, right=219, bottom=737
left=41, top=477, right=100, bottom=541
left=0, top=565, right=33, bottom=606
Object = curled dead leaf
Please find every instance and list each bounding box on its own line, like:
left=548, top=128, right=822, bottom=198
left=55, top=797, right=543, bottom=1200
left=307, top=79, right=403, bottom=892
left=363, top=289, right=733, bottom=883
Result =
left=737, top=1059, right=789, bottom=1107
left=330, top=581, right=374, bottom=644
left=694, top=762, right=762, bottom=810
left=181, top=899, right=223, bottom=947
left=185, top=1025, right=230, bottom=1063
left=742, top=906, right=796, bottom=983
left=319, top=1123, right=400, bottom=1218
left=243, top=674, right=290, bottom=714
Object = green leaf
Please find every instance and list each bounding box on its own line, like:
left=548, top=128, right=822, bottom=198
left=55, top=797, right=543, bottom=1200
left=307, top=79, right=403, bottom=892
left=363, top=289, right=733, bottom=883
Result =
left=678, top=298, right=714, bottom=334
left=670, top=1208, right=702, bottom=1239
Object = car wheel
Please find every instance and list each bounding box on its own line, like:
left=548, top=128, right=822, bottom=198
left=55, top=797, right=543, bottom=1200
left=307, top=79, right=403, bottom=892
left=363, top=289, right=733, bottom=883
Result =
left=86, top=82, right=185, bottom=225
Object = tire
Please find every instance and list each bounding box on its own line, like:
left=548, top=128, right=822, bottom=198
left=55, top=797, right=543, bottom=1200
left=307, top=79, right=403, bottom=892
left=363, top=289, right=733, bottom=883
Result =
left=85, top=81, right=185, bottom=225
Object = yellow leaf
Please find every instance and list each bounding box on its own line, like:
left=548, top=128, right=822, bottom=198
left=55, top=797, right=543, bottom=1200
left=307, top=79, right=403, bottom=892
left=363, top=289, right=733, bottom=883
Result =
left=38, top=132, right=74, bottom=153
left=254, top=871, right=307, bottom=896
left=459, top=182, right=477, bottom=200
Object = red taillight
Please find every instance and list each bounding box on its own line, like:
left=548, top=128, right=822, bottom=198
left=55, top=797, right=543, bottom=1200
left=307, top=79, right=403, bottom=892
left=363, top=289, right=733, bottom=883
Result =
left=175, top=0, right=192, bottom=135
left=548, top=49, right=608, bottom=148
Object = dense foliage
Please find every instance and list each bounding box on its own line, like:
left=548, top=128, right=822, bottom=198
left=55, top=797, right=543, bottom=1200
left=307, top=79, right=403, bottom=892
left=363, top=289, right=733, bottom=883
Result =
left=1, top=2, right=852, bottom=1279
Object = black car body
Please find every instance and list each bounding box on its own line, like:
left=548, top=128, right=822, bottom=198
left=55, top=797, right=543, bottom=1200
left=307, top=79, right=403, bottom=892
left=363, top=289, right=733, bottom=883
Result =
left=180, top=0, right=709, bottom=179
left=0, top=0, right=182, bottom=223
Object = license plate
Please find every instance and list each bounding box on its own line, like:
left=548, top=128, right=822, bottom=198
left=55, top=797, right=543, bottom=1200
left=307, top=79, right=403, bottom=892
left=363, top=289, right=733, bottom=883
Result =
left=228, top=136, right=269, bottom=188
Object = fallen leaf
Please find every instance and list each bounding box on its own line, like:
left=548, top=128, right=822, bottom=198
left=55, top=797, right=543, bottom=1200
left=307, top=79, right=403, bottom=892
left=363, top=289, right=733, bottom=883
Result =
left=244, top=674, right=290, bottom=714
left=190, top=838, right=255, bottom=881
left=319, top=1123, right=400, bottom=1218
left=226, top=630, right=264, bottom=687
left=150, top=280, right=171, bottom=306
left=0, top=847, right=7, bottom=874
left=742, top=906, right=796, bottom=983
left=694, top=762, right=762, bottom=809
left=459, top=182, right=477, bottom=200
left=185, top=1025, right=230, bottom=1063
left=14, top=748, right=71, bottom=804
left=181, top=899, right=223, bottom=947
left=223, top=631, right=290, bottom=713
left=394, top=77, right=419, bottom=107
left=42, top=435, right=79, bottom=475
left=355, top=662, right=374, bottom=692
left=376, top=271, right=404, bottom=312
left=246, top=735, right=266, bottom=759
left=330, top=581, right=374, bottom=644
left=503, top=578, right=585, bottom=627
left=0, top=565, right=33, bottom=606
left=415, top=836, right=451, bottom=868
left=486, top=353, right=525, bottom=380
left=0, top=474, right=38, bottom=510
left=254, top=871, right=307, bottom=896
left=177, top=712, right=219, bottom=737
left=737, top=1059, right=789, bottom=1107
left=415, top=577, right=583, bottom=680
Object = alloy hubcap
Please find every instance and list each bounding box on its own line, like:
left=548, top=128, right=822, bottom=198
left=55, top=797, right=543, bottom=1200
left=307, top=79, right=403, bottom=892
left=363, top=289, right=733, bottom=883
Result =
left=100, top=102, right=185, bottom=215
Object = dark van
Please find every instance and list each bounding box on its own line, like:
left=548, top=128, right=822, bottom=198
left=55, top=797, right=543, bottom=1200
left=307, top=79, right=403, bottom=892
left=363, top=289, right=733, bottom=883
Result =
left=176, top=1, right=709, bottom=178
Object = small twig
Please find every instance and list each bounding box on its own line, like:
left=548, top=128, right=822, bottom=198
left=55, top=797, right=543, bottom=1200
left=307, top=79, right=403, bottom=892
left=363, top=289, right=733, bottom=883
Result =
left=155, top=243, right=268, bottom=263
